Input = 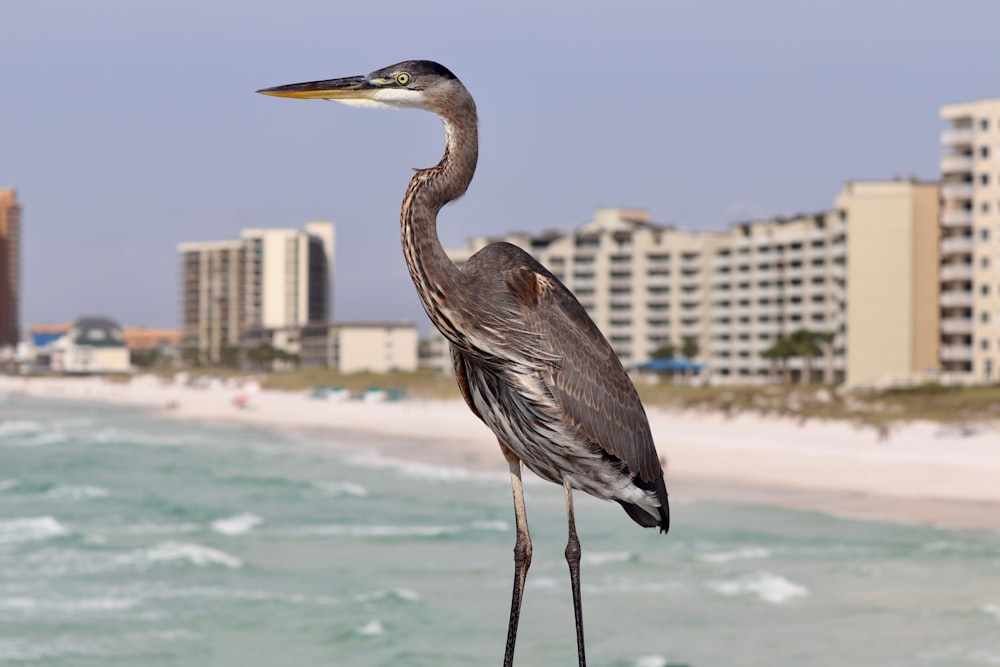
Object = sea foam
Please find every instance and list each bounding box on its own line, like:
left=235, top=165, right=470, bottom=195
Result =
left=0, top=596, right=140, bottom=613
left=357, top=619, right=385, bottom=636
left=699, top=546, right=772, bottom=564
left=143, top=541, right=242, bottom=569
left=707, top=571, right=808, bottom=604
left=352, top=588, right=422, bottom=603
left=0, top=420, right=42, bottom=436
left=0, top=420, right=68, bottom=446
left=211, top=513, right=263, bottom=536
left=314, top=481, right=368, bottom=497
left=0, top=516, right=69, bottom=544
left=583, top=551, right=637, bottom=566
left=288, top=524, right=462, bottom=538
left=45, top=485, right=111, bottom=501
left=635, top=656, right=669, bottom=667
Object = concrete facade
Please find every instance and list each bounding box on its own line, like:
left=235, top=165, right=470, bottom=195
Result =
left=50, top=317, right=131, bottom=374
left=440, top=190, right=940, bottom=386
left=0, top=189, right=22, bottom=346
left=839, top=181, right=941, bottom=386
left=178, top=221, right=334, bottom=362
left=253, top=321, right=418, bottom=373
left=939, top=98, right=1000, bottom=383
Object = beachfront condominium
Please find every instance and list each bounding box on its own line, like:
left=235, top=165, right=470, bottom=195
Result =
left=939, top=98, right=1000, bottom=383
left=0, top=188, right=22, bottom=347
left=178, top=221, right=335, bottom=362
left=839, top=181, right=941, bottom=386
left=443, top=187, right=940, bottom=386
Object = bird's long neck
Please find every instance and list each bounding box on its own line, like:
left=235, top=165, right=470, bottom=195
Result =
left=400, top=99, right=479, bottom=344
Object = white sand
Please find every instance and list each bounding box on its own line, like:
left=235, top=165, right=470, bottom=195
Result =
left=3, top=375, right=999, bottom=529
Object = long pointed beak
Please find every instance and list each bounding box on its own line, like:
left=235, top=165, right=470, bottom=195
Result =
left=257, top=75, right=375, bottom=100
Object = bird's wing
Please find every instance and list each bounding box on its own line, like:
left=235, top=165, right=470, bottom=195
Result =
left=489, top=255, right=662, bottom=483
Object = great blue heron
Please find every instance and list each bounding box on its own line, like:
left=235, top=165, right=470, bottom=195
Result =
left=259, top=60, right=669, bottom=667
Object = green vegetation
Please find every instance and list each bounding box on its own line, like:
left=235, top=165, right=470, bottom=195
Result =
left=140, top=365, right=1000, bottom=427
left=150, top=367, right=462, bottom=401
left=635, top=381, right=1000, bottom=427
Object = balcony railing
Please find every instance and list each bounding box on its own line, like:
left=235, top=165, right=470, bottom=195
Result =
left=941, top=317, right=973, bottom=335
left=940, top=344, right=973, bottom=361
left=940, top=236, right=974, bottom=255
left=940, top=291, right=973, bottom=308
left=941, top=209, right=973, bottom=226
left=941, top=183, right=975, bottom=200
left=940, top=128, right=975, bottom=145
left=940, top=264, right=974, bottom=281
left=940, top=154, right=975, bottom=173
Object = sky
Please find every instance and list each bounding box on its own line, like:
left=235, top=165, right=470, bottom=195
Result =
left=2, top=0, right=999, bottom=334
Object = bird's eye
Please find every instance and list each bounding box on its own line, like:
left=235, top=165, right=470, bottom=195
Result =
left=395, top=72, right=411, bottom=86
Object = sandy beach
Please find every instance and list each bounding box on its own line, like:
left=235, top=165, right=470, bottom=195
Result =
left=3, top=375, right=999, bottom=530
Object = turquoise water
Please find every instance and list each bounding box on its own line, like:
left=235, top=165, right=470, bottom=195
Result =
left=1, top=395, right=999, bottom=666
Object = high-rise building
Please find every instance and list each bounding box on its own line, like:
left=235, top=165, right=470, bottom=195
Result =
left=939, top=98, right=1000, bottom=383
left=0, top=188, right=22, bottom=346
left=241, top=220, right=335, bottom=329
left=178, top=221, right=334, bottom=362
left=442, top=188, right=940, bottom=386
left=839, top=181, right=941, bottom=386
left=178, top=240, right=246, bottom=363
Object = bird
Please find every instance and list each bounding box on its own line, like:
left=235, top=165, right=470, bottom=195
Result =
left=258, top=60, right=669, bottom=667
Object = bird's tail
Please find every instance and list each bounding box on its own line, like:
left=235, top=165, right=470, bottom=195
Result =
left=617, top=476, right=670, bottom=534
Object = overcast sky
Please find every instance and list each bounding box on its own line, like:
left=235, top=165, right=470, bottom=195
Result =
left=2, top=1, right=998, bottom=334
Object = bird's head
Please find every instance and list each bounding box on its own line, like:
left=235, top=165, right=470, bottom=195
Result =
left=257, top=60, right=467, bottom=114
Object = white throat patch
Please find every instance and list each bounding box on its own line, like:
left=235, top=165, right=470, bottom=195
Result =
left=330, top=88, right=425, bottom=110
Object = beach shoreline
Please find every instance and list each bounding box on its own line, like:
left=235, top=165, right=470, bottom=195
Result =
left=3, top=375, right=999, bottom=531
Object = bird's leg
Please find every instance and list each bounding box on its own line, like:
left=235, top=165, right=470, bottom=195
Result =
left=563, top=478, right=586, bottom=667
left=501, top=446, right=531, bottom=667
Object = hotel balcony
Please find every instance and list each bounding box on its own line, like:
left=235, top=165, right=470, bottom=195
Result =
left=941, top=183, right=975, bottom=200
left=711, top=273, right=733, bottom=287
left=941, top=209, right=973, bottom=227
left=940, top=235, right=974, bottom=255
left=646, top=274, right=672, bottom=287
left=610, top=294, right=633, bottom=306
left=940, top=154, right=975, bottom=173
left=608, top=324, right=633, bottom=338
left=940, top=344, right=973, bottom=361
left=609, top=277, right=633, bottom=289
left=712, top=255, right=732, bottom=268
left=940, top=290, right=973, bottom=308
left=940, top=264, right=974, bottom=281
left=940, top=128, right=976, bottom=146
left=940, top=317, right=973, bottom=335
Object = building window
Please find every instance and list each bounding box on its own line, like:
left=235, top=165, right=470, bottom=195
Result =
left=982, top=118, right=991, bottom=131
left=983, top=256, right=991, bottom=269
left=982, top=228, right=991, bottom=241
left=982, top=173, right=991, bottom=186
left=981, top=311, right=990, bottom=324
left=983, top=201, right=991, bottom=214
left=982, top=338, right=991, bottom=351
left=983, top=284, right=991, bottom=296
left=981, top=145, right=991, bottom=159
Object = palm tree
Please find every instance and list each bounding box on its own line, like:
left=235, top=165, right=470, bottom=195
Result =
left=815, top=331, right=836, bottom=383
left=787, top=329, right=822, bottom=384
left=680, top=338, right=700, bottom=362
left=761, top=336, right=795, bottom=384
left=650, top=342, right=676, bottom=360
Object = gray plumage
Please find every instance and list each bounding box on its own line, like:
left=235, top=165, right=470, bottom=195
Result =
left=259, top=59, right=669, bottom=667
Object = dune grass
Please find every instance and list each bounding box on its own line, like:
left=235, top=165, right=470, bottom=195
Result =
left=140, top=366, right=1000, bottom=427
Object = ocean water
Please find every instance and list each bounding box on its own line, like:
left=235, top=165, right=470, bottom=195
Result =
left=1, top=396, right=999, bottom=667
